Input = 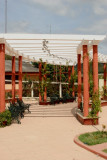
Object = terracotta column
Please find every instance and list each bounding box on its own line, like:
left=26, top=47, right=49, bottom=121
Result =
left=19, top=56, right=22, bottom=100
left=68, top=66, right=71, bottom=94
left=78, top=54, right=82, bottom=108
left=12, top=56, right=15, bottom=102
left=39, top=62, right=42, bottom=102
left=0, top=44, right=5, bottom=112
left=53, top=65, right=55, bottom=81
left=68, top=66, right=71, bottom=83
left=60, top=65, right=61, bottom=82
left=83, top=45, right=89, bottom=117
left=93, top=45, right=98, bottom=92
left=44, top=63, right=47, bottom=102
left=72, top=65, right=75, bottom=97
left=104, top=63, right=106, bottom=90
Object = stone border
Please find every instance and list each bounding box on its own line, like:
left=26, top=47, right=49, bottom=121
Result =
left=74, top=135, right=107, bottom=159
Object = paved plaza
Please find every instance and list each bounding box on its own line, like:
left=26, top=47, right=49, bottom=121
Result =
left=0, top=102, right=107, bottom=160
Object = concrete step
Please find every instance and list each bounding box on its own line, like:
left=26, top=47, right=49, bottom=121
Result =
left=24, top=103, right=74, bottom=117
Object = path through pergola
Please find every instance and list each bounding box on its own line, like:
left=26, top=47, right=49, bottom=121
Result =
left=0, top=34, right=107, bottom=124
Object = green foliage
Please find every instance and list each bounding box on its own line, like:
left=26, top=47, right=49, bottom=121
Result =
left=89, top=59, right=94, bottom=97
left=0, top=110, right=12, bottom=127
left=89, top=91, right=101, bottom=118
left=5, top=55, right=12, bottom=60
left=50, top=94, right=59, bottom=105
left=22, top=74, right=32, bottom=97
left=102, top=87, right=107, bottom=97
left=79, top=131, right=107, bottom=146
left=32, top=62, right=39, bottom=68
left=5, top=92, right=12, bottom=99
left=80, top=102, right=83, bottom=112
left=8, top=99, right=30, bottom=124
left=102, top=149, right=107, bottom=153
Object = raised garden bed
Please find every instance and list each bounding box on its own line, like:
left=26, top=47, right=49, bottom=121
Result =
left=76, top=109, right=99, bottom=125
left=39, top=98, right=75, bottom=105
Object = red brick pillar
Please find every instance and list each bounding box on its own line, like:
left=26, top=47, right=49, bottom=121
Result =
left=72, top=65, right=75, bottom=97
left=12, top=56, right=15, bottom=102
left=19, top=56, right=22, bottom=100
left=0, top=44, right=5, bottom=112
left=104, top=63, right=106, bottom=90
left=93, top=45, right=98, bottom=92
left=78, top=54, right=82, bottom=108
left=39, top=62, right=42, bottom=102
left=83, top=45, right=89, bottom=117
left=44, top=63, right=47, bottom=102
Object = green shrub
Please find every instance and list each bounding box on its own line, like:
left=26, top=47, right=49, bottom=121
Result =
left=89, top=91, right=101, bottom=118
left=8, top=99, right=30, bottom=124
left=0, top=110, right=12, bottom=127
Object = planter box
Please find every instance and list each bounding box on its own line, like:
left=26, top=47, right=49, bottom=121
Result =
left=39, top=101, right=50, bottom=105
left=76, top=109, right=99, bottom=125
left=104, top=96, right=107, bottom=100
left=39, top=98, right=75, bottom=105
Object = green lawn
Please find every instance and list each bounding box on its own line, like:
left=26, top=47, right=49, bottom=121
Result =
left=79, top=131, right=107, bottom=146
left=102, top=149, right=107, bottom=153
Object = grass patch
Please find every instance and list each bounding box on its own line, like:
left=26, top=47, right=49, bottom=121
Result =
left=102, top=149, right=107, bottom=153
left=79, top=131, right=107, bottom=146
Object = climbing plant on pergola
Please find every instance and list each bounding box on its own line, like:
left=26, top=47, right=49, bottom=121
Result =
left=0, top=34, right=106, bottom=124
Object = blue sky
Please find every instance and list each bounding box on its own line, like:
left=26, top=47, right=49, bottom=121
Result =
left=0, top=0, right=107, bottom=54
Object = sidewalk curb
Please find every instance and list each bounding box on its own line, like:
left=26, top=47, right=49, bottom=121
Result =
left=74, top=135, right=107, bottom=160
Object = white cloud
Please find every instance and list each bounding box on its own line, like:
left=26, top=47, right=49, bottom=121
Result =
left=23, top=0, right=107, bottom=17
left=93, top=0, right=107, bottom=15
left=22, top=0, right=78, bottom=17
left=8, top=21, right=29, bottom=33
left=77, top=18, right=107, bottom=34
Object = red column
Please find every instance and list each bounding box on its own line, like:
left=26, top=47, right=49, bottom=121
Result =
left=44, top=63, right=47, bottom=102
left=72, top=65, right=75, bottom=97
left=39, top=62, right=42, bottom=102
left=60, top=65, right=61, bottom=82
left=93, top=45, right=98, bottom=92
left=68, top=66, right=71, bottom=83
left=0, top=44, right=5, bottom=112
left=104, top=63, right=106, bottom=90
left=19, top=56, right=22, bottom=100
left=12, top=56, right=15, bottom=102
left=83, top=45, right=89, bottom=117
left=68, top=66, right=71, bottom=93
left=53, top=65, right=55, bottom=81
left=78, top=54, right=82, bottom=108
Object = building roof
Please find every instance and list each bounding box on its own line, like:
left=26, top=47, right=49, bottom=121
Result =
left=5, top=60, right=39, bottom=72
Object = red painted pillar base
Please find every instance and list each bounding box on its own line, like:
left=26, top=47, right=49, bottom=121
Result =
left=12, top=56, right=15, bottom=102
left=19, top=56, right=22, bottom=100
left=0, top=44, right=5, bottom=112
left=78, top=54, right=82, bottom=108
left=83, top=45, right=89, bottom=117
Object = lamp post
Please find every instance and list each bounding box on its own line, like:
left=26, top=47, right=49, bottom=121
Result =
left=5, top=0, right=7, bottom=33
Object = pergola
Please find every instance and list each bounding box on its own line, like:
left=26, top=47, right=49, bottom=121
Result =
left=0, top=34, right=106, bottom=124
